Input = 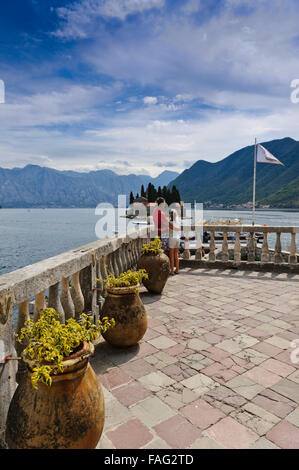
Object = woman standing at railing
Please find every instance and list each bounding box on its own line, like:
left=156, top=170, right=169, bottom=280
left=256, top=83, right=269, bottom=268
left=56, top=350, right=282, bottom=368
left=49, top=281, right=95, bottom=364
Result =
left=153, top=197, right=170, bottom=254
left=169, top=208, right=180, bottom=275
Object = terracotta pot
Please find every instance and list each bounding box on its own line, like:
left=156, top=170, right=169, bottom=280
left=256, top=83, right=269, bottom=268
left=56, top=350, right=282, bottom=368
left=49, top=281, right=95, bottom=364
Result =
left=100, top=285, right=147, bottom=348
left=137, top=252, right=170, bottom=294
left=5, top=343, right=105, bottom=449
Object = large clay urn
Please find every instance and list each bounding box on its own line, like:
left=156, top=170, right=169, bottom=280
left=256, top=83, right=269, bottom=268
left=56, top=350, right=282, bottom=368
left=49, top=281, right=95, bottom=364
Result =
left=5, top=343, right=105, bottom=449
left=100, top=285, right=147, bottom=348
left=137, top=252, right=170, bottom=294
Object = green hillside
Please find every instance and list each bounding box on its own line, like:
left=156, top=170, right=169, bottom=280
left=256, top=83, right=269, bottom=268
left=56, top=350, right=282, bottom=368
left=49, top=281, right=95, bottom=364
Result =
left=169, top=137, right=299, bottom=208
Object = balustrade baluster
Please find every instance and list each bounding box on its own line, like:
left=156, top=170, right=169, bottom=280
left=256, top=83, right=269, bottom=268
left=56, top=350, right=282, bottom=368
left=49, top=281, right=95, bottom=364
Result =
left=261, top=232, right=270, bottom=263
left=234, top=232, right=241, bottom=262
left=183, top=227, right=191, bottom=259
left=289, top=232, right=297, bottom=264
left=247, top=232, right=256, bottom=262
left=132, top=239, right=139, bottom=268
left=112, top=251, right=120, bottom=277
left=60, top=277, right=75, bottom=320
left=71, top=271, right=85, bottom=320
left=127, top=242, right=134, bottom=268
left=96, top=260, right=105, bottom=310
left=116, top=248, right=124, bottom=275
left=209, top=231, right=216, bottom=261
left=274, top=232, right=283, bottom=264
left=195, top=228, right=202, bottom=260
left=33, top=289, right=46, bottom=322
left=48, top=282, right=65, bottom=323
left=222, top=231, right=229, bottom=262
left=119, top=245, right=127, bottom=273
left=16, top=300, right=30, bottom=383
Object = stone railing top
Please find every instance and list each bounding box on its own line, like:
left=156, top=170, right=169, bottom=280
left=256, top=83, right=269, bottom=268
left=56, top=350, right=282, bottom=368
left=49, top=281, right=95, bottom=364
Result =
left=182, top=224, right=299, bottom=233
left=0, top=226, right=148, bottom=304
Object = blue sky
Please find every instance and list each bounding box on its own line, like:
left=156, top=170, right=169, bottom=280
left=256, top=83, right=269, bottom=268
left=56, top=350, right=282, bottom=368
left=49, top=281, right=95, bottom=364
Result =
left=0, top=0, right=299, bottom=175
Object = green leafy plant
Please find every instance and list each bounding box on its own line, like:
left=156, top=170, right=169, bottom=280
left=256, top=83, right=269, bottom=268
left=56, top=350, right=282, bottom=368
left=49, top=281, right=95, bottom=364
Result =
left=17, top=308, right=115, bottom=389
left=141, top=237, right=163, bottom=255
left=97, top=268, right=148, bottom=291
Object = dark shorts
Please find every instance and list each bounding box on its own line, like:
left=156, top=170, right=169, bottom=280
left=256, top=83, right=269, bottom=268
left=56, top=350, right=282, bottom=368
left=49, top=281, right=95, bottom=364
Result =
left=161, top=238, right=169, bottom=252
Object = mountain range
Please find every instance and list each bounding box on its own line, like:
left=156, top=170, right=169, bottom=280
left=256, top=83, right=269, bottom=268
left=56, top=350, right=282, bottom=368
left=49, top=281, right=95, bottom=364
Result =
left=169, top=137, right=299, bottom=208
left=0, top=165, right=179, bottom=208
left=0, top=137, right=298, bottom=208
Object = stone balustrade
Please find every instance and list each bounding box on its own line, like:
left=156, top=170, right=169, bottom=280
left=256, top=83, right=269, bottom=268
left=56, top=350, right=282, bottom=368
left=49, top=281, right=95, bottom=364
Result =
left=180, top=224, right=299, bottom=269
left=0, top=226, right=149, bottom=444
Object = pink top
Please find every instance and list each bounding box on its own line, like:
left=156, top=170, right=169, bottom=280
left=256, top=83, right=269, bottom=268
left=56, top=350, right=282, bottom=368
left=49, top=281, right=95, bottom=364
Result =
left=152, top=208, right=169, bottom=236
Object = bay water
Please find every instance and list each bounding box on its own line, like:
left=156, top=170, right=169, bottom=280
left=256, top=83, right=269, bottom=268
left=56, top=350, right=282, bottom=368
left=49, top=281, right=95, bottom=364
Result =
left=0, top=208, right=298, bottom=276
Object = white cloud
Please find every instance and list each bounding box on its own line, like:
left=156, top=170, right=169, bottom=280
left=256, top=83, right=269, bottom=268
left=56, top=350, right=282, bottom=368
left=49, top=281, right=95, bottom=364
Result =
left=143, top=96, right=158, bottom=105
left=54, top=0, right=165, bottom=38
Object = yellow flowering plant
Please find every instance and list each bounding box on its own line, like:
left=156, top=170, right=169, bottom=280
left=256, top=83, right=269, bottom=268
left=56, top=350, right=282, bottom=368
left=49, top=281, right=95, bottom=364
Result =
left=141, top=237, right=163, bottom=255
left=97, top=268, right=148, bottom=290
left=17, top=308, right=115, bottom=389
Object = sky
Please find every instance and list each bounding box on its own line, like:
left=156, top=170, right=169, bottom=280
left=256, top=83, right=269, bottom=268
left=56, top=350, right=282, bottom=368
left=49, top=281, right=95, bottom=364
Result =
left=1, top=0, right=299, bottom=176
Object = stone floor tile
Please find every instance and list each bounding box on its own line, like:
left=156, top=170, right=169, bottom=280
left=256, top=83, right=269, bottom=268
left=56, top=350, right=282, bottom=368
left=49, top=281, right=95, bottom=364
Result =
left=180, top=399, right=225, bottom=429
left=153, top=415, right=202, bottom=449
left=106, top=418, right=153, bottom=449
left=120, top=358, right=157, bottom=379
left=260, top=358, right=296, bottom=378
left=230, top=402, right=280, bottom=436
left=205, top=416, right=259, bottom=449
left=157, top=384, right=199, bottom=409
left=161, top=362, right=198, bottom=381
left=285, top=407, right=299, bottom=427
left=96, top=434, right=115, bottom=449
left=274, top=349, right=299, bottom=368
left=264, top=335, right=291, bottom=350
left=226, top=375, right=264, bottom=400
left=251, top=341, right=283, bottom=357
left=235, top=348, right=268, bottom=366
left=104, top=398, right=132, bottom=430
left=187, top=338, right=211, bottom=352
left=201, top=361, right=239, bottom=384
left=142, top=438, right=171, bottom=449
left=203, top=385, right=247, bottom=414
left=144, top=351, right=177, bottom=369
left=181, top=373, right=220, bottom=396
left=138, top=371, right=176, bottom=392
left=130, top=396, right=176, bottom=427
left=243, top=365, right=282, bottom=387
left=148, top=335, right=178, bottom=350
left=271, top=378, right=299, bottom=404
left=188, top=437, right=225, bottom=449
left=252, top=388, right=297, bottom=419
left=98, top=367, right=131, bottom=390
left=266, top=420, right=299, bottom=449
left=249, top=437, right=280, bottom=449
left=201, top=346, right=231, bottom=362
left=287, top=370, right=299, bottom=383
left=110, top=381, right=152, bottom=407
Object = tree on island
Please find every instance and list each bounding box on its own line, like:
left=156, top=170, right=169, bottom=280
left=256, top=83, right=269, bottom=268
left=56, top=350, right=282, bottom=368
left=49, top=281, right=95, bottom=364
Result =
left=130, top=183, right=181, bottom=206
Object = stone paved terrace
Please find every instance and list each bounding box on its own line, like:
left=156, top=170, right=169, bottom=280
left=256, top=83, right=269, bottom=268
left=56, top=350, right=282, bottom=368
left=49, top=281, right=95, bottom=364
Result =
left=92, top=267, right=299, bottom=450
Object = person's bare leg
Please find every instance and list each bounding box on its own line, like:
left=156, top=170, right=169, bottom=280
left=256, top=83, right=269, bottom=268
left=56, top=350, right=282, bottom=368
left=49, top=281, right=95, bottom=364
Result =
left=175, top=248, right=179, bottom=273
left=169, top=248, right=175, bottom=274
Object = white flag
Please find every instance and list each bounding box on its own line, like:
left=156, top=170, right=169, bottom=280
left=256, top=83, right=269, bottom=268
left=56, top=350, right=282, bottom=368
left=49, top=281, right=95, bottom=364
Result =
left=256, top=144, right=284, bottom=166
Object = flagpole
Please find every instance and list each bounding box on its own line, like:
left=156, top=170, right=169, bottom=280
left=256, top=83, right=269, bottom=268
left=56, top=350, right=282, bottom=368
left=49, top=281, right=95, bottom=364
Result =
left=252, top=138, right=257, bottom=226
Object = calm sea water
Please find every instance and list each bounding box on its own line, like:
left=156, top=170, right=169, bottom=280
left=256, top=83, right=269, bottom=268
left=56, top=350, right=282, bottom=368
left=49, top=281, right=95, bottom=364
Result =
left=0, top=208, right=298, bottom=276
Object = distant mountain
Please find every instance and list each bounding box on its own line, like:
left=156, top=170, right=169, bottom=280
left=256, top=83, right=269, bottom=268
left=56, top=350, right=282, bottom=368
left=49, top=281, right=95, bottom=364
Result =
left=169, top=137, right=299, bottom=208
left=0, top=165, right=179, bottom=208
